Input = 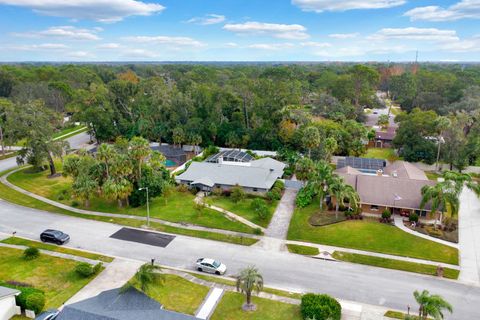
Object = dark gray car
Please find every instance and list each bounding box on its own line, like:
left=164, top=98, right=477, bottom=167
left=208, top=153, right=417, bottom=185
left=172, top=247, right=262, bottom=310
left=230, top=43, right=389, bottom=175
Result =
left=35, top=309, right=59, bottom=320
left=40, top=229, right=70, bottom=245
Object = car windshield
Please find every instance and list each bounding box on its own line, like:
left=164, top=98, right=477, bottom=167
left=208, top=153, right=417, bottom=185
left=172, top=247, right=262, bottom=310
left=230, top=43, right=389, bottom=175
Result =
left=52, top=231, right=63, bottom=237
left=212, top=261, right=221, bottom=268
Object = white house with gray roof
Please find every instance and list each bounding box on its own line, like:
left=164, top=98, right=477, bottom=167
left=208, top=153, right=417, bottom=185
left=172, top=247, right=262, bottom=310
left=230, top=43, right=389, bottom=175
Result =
left=176, top=157, right=285, bottom=194
left=0, top=286, right=20, bottom=320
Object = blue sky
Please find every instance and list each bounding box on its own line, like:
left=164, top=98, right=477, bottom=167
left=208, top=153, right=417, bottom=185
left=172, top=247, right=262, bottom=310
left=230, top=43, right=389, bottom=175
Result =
left=0, top=0, right=479, bottom=61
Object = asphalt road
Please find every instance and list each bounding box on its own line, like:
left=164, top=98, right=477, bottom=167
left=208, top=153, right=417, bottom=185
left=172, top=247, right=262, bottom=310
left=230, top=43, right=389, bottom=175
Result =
left=0, top=201, right=478, bottom=319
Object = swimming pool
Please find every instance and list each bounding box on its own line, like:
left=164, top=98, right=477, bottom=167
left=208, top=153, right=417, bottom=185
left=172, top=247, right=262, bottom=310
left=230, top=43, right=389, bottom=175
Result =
left=164, top=159, right=177, bottom=167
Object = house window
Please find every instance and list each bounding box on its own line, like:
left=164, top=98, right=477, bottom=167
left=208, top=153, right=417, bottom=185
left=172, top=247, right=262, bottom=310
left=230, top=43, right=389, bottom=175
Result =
left=253, top=188, right=258, bottom=192
left=370, top=205, right=379, bottom=211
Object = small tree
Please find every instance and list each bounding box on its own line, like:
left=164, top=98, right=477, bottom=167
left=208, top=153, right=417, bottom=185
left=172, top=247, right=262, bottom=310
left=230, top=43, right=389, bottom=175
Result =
left=251, top=198, right=268, bottom=220
left=122, top=263, right=165, bottom=293
left=236, top=266, right=263, bottom=311
left=413, top=290, right=452, bottom=320
left=301, top=293, right=341, bottom=320
left=23, top=247, right=40, bottom=260
left=231, top=185, right=246, bottom=203
left=377, top=114, right=389, bottom=128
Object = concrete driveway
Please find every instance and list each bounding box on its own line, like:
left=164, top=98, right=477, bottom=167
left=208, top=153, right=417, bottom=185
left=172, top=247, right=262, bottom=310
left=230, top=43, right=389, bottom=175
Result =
left=458, top=187, right=480, bottom=285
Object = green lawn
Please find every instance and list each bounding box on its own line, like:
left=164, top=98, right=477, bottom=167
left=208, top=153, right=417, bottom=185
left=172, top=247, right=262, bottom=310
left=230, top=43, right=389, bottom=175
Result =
left=425, top=171, right=441, bottom=181
left=362, top=148, right=401, bottom=161
left=0, top=168, right=257, bottom=246
left=0, top=150, right=19, bottom=160
left=0, top=247, right=98, bottom=309
left=211, top=292, right=302, bottom=320
left=332, top=251, right=459, bottom=279
left=8, top=167, right=256, bottom=235
left=286, top=244, right=319, bottom=256
left=288, top=202, right=458, bottom=265
left=205, top=196, right=279, bottom=228
left=140, top=274, right=209, bottom=315
left=1, top=237, right=113, bottom=263
left=52, top=125, right=88, bottom=140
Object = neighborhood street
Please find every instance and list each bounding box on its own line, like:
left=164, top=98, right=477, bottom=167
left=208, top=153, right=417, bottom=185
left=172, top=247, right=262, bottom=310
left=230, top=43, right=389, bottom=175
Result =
left=0, top=199, right=478, bottom=320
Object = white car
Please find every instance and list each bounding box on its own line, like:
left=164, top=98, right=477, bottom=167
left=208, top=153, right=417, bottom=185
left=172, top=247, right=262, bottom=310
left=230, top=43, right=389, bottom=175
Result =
left=196, top=258, right=227, bottom=275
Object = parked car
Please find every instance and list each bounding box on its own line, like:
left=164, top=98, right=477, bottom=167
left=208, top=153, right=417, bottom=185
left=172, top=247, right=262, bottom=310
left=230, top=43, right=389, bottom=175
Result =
left=196, top=258, right=227, bottom=275
left=40, top=229, right=70, bottom=245
left=35, top=309, right=59, bottom=320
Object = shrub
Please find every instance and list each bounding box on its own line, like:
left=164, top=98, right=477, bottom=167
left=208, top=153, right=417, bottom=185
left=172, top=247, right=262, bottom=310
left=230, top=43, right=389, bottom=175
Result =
left=296, top=186, right=314, bottom=208
left=26, top=292, right=45, bottom=314
left=231, top=185, right=246, bottom=203
left=211, top=187, right=223, bottom=196
left=254, top=228, right=262, bottom=235
left=176, top=184, right=189, bottom=193
left=71, top=200, right=80, bottom=207
left=267, top=189, right=281, bottom=201
left=75, top=262, right=96, bottom=278
left=381, top=210, right=391, bottom=219
left=273, top=180, right=285, bottom=191
left=23, top=247, right=40, bottom=260
left=251, top=198, right=268, bottom=220
left=409, top=212, right=419, bottom=223
left=301, top=293, right=341, bottom=320
left=222, top=189, right=231, bottom=197
left=93, top=262, right=103, bottom=274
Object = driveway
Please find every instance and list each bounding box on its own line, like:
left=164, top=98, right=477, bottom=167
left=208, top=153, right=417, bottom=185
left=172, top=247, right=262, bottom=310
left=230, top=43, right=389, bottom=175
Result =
left=458, top=187, right=480, bottom=285
left=0, top=201, right=478, bottom=319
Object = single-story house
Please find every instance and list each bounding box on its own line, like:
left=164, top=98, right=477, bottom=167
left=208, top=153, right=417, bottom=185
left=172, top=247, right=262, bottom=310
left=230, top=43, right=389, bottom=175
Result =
left=0, top=286, right=20, bottom=320
left=56, top=287, right=198, bottom=320
left=176, top=157, right=286, bottom=194
left=374, top=128, right=396, bottom=148
left=336, top=161, right=435, bottom=217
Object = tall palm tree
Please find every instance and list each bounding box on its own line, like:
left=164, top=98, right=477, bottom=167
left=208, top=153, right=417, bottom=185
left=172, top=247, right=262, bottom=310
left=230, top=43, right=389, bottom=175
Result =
left=414, top=290, right=452, bottom=320
left=442, top=171, right=480, bottom=197
left=302, top=126, right=321, bottom=158
left=129, top=136, right=151, bottom=181
left=329, top=178, right=360, bottom=219
left=97, top=143, right=115, bottom=179
left=295, top=157, right=315, bottom=181
left=310, top=160, right=333, bottom=210
left=420, top=182, right=459, bottom=228
left=72, top=173, right=98, bottom=208
left=236, top=266, right=264, bottom=310
left=122, top=263, right=165, bottom=293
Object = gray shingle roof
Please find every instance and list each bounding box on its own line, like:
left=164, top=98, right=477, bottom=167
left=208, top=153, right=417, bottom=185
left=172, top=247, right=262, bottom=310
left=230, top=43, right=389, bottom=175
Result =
left=56, top=288, right=198, bottom=320
left=176, top=157, right=285, bottom=189
left=0, top=286, right=20, bottom=299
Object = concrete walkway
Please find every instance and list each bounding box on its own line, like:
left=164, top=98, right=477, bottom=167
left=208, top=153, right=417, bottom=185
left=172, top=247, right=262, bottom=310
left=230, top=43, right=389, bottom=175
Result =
left=196, top=192, right=265, bottom=231
left=458, top=188, right=480, bottom=285
left=0, top=169, right=258, bottom=240
left=393, top=216, right=458, bottom=248
left=195, top=287, right=224, bottom=319
left=64, top=258, right=142, bottom=307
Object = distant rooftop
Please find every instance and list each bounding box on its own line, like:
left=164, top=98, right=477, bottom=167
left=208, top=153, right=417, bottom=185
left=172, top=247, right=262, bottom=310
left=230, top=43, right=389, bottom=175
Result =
left=206, top=149, right=253, bottom=163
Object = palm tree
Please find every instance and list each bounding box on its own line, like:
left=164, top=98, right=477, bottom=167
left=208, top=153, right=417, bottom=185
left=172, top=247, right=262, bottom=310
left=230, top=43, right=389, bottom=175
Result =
left=328, top=177, right=360, bottom=219
left=103, top=178, right=133, bottom=208
left=122, top=263, right=165, bottom=293
left=97, top=143, right=115, bottom=179
left=129, top=136, right=151, bottom=181
left=295, top=157, right=315, bottom=181
left=434, top=116, right=451, bottom=171
left=302, top=126, right=321, bottom=158
left=420, top=182, right=459, bottom=228
left=72, top=173, right=98, bottom=208
left=442, top=171, right=480, bottom=197
left=236, top=266, right=264, bottom=311
left=310, top=160, right=333, bottom=210
left=414, top=290, right=452, bottom=320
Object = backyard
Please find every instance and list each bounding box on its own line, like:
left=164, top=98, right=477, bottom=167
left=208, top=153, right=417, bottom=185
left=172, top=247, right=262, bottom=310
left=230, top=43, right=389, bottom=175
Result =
left=8, top=167, right=256, bottom=235
left=205, top=195, right=279, bottom=228
left=287, top=201, right=458, bottom=265
left=362, top=147, right=400, bottom=162
left=0, top=246, right=99, bottom=309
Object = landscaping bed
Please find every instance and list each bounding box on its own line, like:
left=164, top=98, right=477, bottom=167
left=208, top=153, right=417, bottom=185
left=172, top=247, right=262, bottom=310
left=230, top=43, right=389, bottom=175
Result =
left=0, top=246, right=99, bottom=309
left=211, top=292, right=302, bottom=320
left=308, top=210, right=346, bottom=226
left=404, top=222, right=458, bottom=244
left=332, top=251, right=459, bottom=279
left=287, top=203, right=459, bottom=265
left=7, top=167, right=257, bottom=235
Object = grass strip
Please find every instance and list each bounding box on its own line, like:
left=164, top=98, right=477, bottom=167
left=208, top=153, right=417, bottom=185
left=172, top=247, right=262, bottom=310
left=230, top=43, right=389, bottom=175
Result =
left=286, top=244, right=320, bottom=256
left=0, top=151, right=19, bottom=160
left=384, top=310, right=430, bottom=319
left=332, top=251, right=459, bottom=279
left=0, top=169, right=258, bottom=246
left=1, top=237, right=114, bottom=263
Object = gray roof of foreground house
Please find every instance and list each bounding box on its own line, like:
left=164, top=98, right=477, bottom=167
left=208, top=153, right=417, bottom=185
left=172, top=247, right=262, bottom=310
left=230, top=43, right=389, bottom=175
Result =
left=0, top=286, right=20, bottom=299
left=336, top=161, right=435, bottom=211
left=176, top=157, right=286, bottom=189
left=56, top=288, right=198, bottom=320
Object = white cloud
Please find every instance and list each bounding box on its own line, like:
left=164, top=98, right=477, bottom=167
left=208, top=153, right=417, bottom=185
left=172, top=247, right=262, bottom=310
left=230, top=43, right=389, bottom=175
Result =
left=405, top=0, right=480, bottom=22
left=292, top=0, right=406, bottom=12
left=187, top=14, right=226, bottom=25
left=224, top=42, right=239, bottom=47
left=223, top=21, right=309, bottom=40
left=123, top=36, right=205, bottom=48
left=0, top=0, right=165, bottom=23
left=97, top=43, right=121, bottom=49
left=9, top=43, right=69, bottom=51
left=67, top=51, right=93, bottom=58
left=368, top=27, right=459, bottom=42
left=328, top=33, right=359, bottom=39
left=300, top=41, right=332, bottom=48
left=248, top=43, right=295, bottom=50
left=121, top=48, right=159, bottom=58
left=439, top=38, right=480, bottom=52
left=13, top=26, right=101, bottom=41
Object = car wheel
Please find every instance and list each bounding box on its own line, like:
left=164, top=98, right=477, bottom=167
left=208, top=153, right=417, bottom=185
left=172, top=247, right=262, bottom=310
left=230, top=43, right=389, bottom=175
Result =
left=197, top=267, right=203, bottom=272
left=215, top=271, right=220, bottom=275
left=40, top=238, right=46, bottom=242
left=56, top=240, right=62, bottom=245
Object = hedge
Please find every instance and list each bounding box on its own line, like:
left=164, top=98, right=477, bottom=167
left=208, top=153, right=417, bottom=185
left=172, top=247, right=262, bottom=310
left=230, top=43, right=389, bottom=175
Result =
left=301, top=293, right=341, bottom=320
